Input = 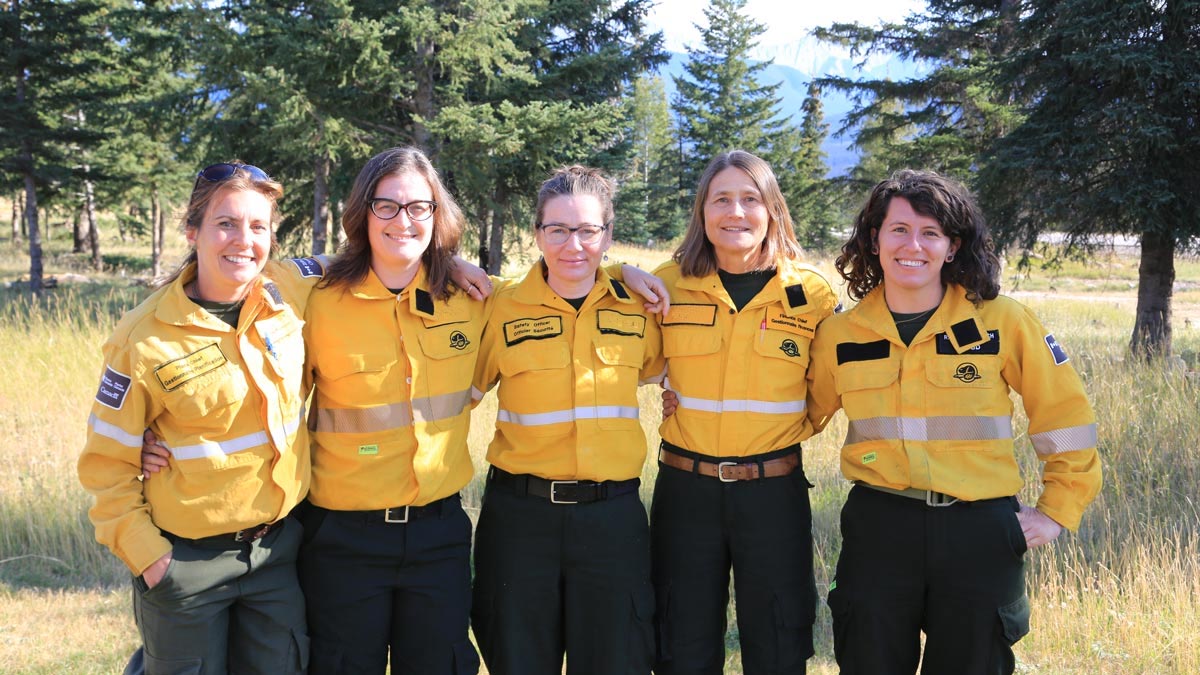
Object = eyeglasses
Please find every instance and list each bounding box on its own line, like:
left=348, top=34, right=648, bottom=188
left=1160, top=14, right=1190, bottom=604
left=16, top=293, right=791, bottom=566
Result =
left=194, top=163, right=270, bottom=190
left=369, top=198, right=438, bottom=221
left=536, top=223, right=609, bottom=246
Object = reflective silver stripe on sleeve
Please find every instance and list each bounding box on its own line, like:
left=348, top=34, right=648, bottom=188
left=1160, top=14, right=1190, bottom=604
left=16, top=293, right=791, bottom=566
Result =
left=411, top=388, right=473, bottom=424
left=87, top=414, right=143, bottom=448
left=846, top=415, right=1014, bottom=444
left=316, top=402, right=413, bottom=434
left=170, top=431, right=270, bottom=460
left=497, top=405, right=640, bottom=426
left=471, top=386, right=486, bottom=402
left=676, top=394, right=805, bottom=415
left=1031, top=424, right=1097, bottom=455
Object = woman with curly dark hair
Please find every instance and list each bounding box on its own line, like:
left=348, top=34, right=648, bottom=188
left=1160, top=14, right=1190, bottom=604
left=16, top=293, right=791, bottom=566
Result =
left=806, top=170, right=1102, bottom=674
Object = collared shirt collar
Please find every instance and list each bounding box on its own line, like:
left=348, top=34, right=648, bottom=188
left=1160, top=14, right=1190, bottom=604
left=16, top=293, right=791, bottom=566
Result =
left=156, top=262, right=279, bottom=331
left=511, top=259, right=636, bottom=309
left=674, top=257, right=813, bottom=315
left=850, top=284, right=989, bottom=350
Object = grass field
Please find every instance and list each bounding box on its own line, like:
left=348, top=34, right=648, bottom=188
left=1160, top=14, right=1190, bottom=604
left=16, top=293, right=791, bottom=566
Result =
left=1, top=229, right=1198, bottom=674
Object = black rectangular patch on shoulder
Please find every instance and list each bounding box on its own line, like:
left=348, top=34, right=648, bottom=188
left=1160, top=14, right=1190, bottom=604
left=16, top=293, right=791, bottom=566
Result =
left=415, top=289, right=435, bottom=315
left=610, top=279, right=630, bottom=300
left=936, top=330, right=1001, bottom=355
left=785, top=284, right=808, bottom=309
left=837, top=339, right=890, bottom=365
left=950, top=319, right=983, bottom=345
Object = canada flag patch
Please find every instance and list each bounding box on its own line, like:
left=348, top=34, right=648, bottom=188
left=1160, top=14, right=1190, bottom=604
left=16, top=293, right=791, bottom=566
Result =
left=1044, top=334, right=1069, bottom=365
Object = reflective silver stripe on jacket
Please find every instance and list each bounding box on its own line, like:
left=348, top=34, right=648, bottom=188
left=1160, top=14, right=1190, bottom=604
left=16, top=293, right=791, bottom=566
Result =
left=1031, top=424, right=1097, bottom=454
left=88, top=414, right=143, bottom=448
left=315, top=388, right=473, bottom=434
left=497, top=405, right=640, bottom=426
left=846, top=415, right=1014, bottom=444
left=676, top=394, right=805, bottom=415
left=170, top=431, right=270, bottom=460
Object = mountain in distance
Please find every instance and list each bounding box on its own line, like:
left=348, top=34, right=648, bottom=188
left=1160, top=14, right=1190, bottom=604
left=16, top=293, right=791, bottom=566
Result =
left=654, top=35, right=921, bottom=176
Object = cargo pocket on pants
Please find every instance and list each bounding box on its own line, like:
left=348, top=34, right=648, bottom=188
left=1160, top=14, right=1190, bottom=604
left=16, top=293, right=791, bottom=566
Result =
left=998, top=595, right=1030, bottom=645
left=826, top=585, right=853, bottom=667
left=286, top=628, right=310, bottom=673
left=773, top=591, right=816, bottom=669
left=629, top=586, right=656, bottom=671
left=141, top=652, right=202, bottom=675
left=452, top=639, right=481, bottom=675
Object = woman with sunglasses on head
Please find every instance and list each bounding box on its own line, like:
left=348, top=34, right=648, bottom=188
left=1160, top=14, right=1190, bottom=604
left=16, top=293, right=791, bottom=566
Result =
left=645, top=150, right=839, bottom=675
left=469, top=166, right=666, bottom=675
left=296, top=146, right=489, bottom=675
left=79, top=162, right=322, bottom=674
left=806, top=170, right=1101, bottom=674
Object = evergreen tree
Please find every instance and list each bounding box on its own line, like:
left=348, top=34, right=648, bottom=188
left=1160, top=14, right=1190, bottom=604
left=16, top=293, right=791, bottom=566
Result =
left=774, top=82, right=838, bottom=251
left=979, top=0, right=1200, bottom=358
left=615, top=74, right=684, bottom=245
left=672, top=0, right=784, bottom=191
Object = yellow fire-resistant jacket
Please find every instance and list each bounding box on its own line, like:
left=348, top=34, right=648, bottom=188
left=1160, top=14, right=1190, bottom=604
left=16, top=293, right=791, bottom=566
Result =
left=79, top=259, right=324, bottom=575
left=655, top=258, right=838, bottom=457
left=305, top=265, right=497, bottom=510
left=806, top=285, right=1102, bottom=531
left=474, top=262, right=666, bottom=481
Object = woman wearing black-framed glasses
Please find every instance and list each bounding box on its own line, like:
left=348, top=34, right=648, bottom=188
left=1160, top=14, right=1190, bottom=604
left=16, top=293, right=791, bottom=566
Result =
left=80, top=162, right=324, bottom=674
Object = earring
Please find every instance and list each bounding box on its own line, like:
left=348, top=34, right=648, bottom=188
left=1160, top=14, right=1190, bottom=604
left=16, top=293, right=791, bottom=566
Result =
left=603, top=252, right=609, bottom=262
left=946, top=253, right=955, bottom=263
left=871, top=244, right=879, bottom=255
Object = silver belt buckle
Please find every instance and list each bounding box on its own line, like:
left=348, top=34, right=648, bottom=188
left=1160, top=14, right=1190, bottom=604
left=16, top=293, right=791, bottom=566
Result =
left=384, top=506, right=410, bottom=523
left=550, top=480, right=579, bottom=504
left=926, top=491, right=959, bottom=507
left=717, top=462, right=739, bottom=483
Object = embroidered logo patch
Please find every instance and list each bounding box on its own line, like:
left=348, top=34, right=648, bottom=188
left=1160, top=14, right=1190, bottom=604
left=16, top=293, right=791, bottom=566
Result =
left=95, top=366, right=132, bottom=410
left=1045, top=334, right=1069, bottom=365
left=779, top=339, right=801, bottom=358
left=449, top=330, right=470, bottom=350
left=503, top=316, right=564, bottom=346
left=290, top=257, right=323, bottom=278
left=953, top=362, right=982, bottom=383
left=154, top=344, right=227, bottom=392
left=764, top=307, right=815, bottom=337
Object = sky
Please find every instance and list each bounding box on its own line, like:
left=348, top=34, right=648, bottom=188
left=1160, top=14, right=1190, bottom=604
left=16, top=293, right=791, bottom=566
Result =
left=644, top=0, right=927, bottom=54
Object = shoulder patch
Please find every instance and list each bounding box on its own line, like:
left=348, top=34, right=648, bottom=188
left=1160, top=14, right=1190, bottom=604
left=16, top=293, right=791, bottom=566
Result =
left=95, top=366, right=132, bottom=410
left=154, top=344, right=228, bottom=392
left=289, top=257, right=324, bottom=278
left=661, top=303, right=718, bottom=327
left=415, top=289, right=435, bottom=315
left=609, top=279, right=630, bottom=300
left=936, top=330, right=1000, bottom=355
left=597, top=309, right=646, bottom=337
left=837, top=340, right=890, bottom=365
left=1044, top=333, right=1069, bottom=365
left=784, top=284, right=808, bottom=309
left=263, top=282, right=283, bottom=305
left=950, top=319, right=983, bottom=345
left=504, top=315, right=564, bottom=346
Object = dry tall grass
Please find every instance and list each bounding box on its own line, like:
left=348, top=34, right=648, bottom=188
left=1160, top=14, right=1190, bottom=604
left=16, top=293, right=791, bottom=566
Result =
left=1, top=239, right=1197, bottom=674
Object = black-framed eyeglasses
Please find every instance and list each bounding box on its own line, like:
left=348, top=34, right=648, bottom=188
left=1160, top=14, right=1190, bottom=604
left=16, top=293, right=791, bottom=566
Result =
left=369, top=198, right=438, bottom=221
left=536, top=223, right=610, bottom=246
left=194, top=163, right=271, bottom=191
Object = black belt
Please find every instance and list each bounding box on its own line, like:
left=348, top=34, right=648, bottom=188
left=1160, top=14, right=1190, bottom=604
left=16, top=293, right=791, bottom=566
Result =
left=488, top=466, right=640, bottom=504
left=331, top=494, right=459, bottom=524
left=855, top=482, right=1015, bottom=509
left=164, top=520, right=283, bottom=546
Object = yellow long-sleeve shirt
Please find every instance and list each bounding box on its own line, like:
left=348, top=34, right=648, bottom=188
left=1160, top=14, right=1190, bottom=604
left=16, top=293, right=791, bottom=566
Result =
left=655, top=258, right=838, bottom=457
left=474, top=262, right=666, bottom=481
left=305, top=266, right=495, bottom=509
left=78, top=259, right=321, bottom=575
left=806, top=285, right=1102, bottom=530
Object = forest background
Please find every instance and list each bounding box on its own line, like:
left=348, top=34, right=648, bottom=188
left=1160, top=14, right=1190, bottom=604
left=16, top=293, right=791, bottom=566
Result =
left=2, top=0, right=1199, bottom=672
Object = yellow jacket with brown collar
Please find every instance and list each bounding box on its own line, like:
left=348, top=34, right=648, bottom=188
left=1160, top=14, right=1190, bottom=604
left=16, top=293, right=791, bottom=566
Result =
left=655, top=258, right=838, bottom=457
left=305, top=265, right=494, bottom=510
left=474, top=262, right=666, bottom=481
left=78, top=259, right=322, bottom=575
left=806, top=285, right=1102, bottom=531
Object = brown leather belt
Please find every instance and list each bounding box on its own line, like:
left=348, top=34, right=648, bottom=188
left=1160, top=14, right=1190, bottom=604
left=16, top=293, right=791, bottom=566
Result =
left=658, top=446, right=799, bottom=482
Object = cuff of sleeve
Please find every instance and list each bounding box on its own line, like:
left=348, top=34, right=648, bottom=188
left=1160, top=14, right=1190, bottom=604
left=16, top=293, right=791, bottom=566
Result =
left=118, top=525, right=173, bottom=576
left=1034, top=498, right=1083, bottom=533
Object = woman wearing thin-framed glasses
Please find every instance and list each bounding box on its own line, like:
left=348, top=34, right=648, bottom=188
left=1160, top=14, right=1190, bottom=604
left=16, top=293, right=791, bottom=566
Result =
left=79, top=162, right=320, bottom=674
left=469, top=166, right=666, bottom=675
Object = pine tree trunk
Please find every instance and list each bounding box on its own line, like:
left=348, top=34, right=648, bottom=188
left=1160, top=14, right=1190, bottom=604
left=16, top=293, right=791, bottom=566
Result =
left=11, top=192, right=22, bottom=244
left=16, top=39, right=42, bottom=296
left=477, top=205, right=493, bottom=270
left=486, top=190, right=506, bottom=275
left=1130, top=230, right=1175, bottom=358
left=313, top=154, right=330, bottom=255
left=83, top=171, right=101, bottom=271
left=73, top=201, right=87, bottom=253
left=151, top=190, right=163, bottom=277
